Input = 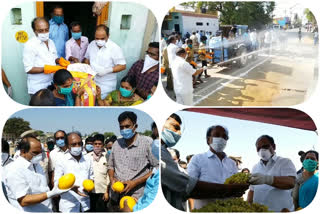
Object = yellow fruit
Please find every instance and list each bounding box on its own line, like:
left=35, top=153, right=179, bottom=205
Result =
left=58, top=173, right=76, bottom=189
left=112, top=181, right=125, bottom=193
left=119, top=196, right=136, bottom=211
left=83, top=179, right=94, bottom=192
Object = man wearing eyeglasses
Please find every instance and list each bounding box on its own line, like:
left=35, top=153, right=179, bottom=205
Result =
left=54, top=132, right=94, bottom=212
left=23, top=17, right=60, bottom=96
left=127, top=42, right=159, bottom=100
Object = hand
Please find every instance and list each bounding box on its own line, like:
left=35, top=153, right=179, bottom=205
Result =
left=71, top=185, right=88, bottom=197
left=46, top=185, right=71, bottom=198
left=102, top=192, right=109, bottom=201
left=120, top=199, right=132, bottom=212
left=249, top=173, right=274, bottom=185
left=72, top=58, right=80, bottom=63
left=7, top=86, right=13, bottom=98
left=229, top=183, right=249, bottom=197
left=121, top=180, right=137, bottom=194
left=76, top=86, right=86, bottom=96
left=96, top=86, right=101, bottom=98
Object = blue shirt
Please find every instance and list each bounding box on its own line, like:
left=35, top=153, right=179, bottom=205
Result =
left=49, top=19, right=69, bottom=58
left=133, top=169, right=159, bottom=212
left=299, top=172, right=318, bottom=208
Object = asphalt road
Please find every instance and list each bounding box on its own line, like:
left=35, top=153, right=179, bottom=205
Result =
left=162, top=28, right=318, bottom=106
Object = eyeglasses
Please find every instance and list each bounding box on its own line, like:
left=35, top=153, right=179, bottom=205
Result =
left=55, top=137, right=64, bottom=140
left=146, top=51, right=159, bottom=57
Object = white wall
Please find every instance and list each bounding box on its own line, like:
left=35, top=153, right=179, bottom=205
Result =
left=182, top=15, right=219, bottom=35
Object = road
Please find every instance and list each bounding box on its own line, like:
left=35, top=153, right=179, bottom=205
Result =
left=162, top=28, right=318, bottom=106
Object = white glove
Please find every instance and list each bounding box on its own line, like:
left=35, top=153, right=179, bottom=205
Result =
left=249, top=173, right=274, bottom=185
left=91, top=62, right=113, bottom=76
left=46, top=185, right=71, bottom=198
left=203, top=66, right=207, bottom=70
left=7, top=86, right=13, bottom=98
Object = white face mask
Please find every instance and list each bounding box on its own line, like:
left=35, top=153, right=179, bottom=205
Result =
left=1, top=153, right=9, bottom=164
left=95, top=39, right=106, bottom=47
left=258, top=148, right=272, bottom=161
left=141, top=54, right=159, bottom=73
left=70, top=147, right=82, bottom=156
left=30, top=153, right=43, bottom=164
left=37, top=32, right=49, bottom=42
left=210, top=137, right=227, bottom=153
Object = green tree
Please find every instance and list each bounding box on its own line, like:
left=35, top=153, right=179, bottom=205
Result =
left=304, top=9, right=316, bottom=24
left=141, top=130, right=152, bottom=137
left=104, top=132, right=116, bottom=139
left=181, top=1, right=275, bottom=29
left=89, top=132, right=100, bottom=137
left=3, top=117, right=31, bottom=137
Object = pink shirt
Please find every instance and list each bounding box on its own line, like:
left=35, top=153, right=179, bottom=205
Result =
left=65, top=36, right=89, bottom=62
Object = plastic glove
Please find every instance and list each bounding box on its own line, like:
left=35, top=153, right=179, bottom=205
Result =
left=46, top=185, right=71, bottom=198
left=7, top=86, right=13, bottom=98
left=91, top=62, right=113, bottom=76
left=249, top=173, right=274, bottom=185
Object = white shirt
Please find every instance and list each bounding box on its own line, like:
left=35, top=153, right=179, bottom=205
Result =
left=249, top=154, right=296, bottom=212
left=48, top=147, right=68, bottom=172
left=5, top=156, right=52, bottom=212
left=23, top=37, right=58, bottom=94
left=84, top=39, right=126, bottom=98
left=171, top=56, right=196, bottom=95
left=187, top=150, right=238, bottom=209
left=54, top=152, right=94, bottom=212
left=166, top=43, right=178, bottom=68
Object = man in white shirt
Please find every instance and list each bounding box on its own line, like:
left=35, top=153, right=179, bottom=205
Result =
left=5, top=135, right=69, bottom=212
left=84, top=25, right=126, bottom=99
left=247, top=135, right=296, bottom=212
left=54, top=132, right=94, bottom=212
left=23, top=17, right=60, bottom=96
left=87, top=134, right=109, bottom=211
left=171, top=48, right=202, bottom=105
left=187, top=125, right=238, bottom=209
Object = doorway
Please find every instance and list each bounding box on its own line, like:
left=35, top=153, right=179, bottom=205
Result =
left=174, top=24, right=180, bottom=33
left=41, top=2, right=99, bottom=42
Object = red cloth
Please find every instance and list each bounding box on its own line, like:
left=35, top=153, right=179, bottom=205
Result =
left=185, top=108, right=316, bottom=131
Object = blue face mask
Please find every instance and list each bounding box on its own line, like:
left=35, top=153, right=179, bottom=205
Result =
left=85, top=144, right=94, bottom=152
left=151, top=139, right=160, bottom=160
left=59, top=83, right=73, bottom=95
left=147, top=94, right=152, bottom=100
left=56, top=139, right=65, bottom=147
left=107, top=150, right=112, bottom=155
left=303, top=159, right=318, bottom=172
left=119, top=87, right=133, bottom=97
left=120, top=128, right=135, bottom=139
left=188, top=44, right=192, bottom=48
left=53, top=16, right=64, bottom=24
left=161, top=128, right=181, bottom=147
left=72, top=32, right=82, bottom=40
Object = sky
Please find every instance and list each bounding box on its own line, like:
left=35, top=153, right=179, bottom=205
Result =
left=173, top=110, right=318, bottom=171
left=273, top=1, right=308, bottom=23
left=9, top=108, right=155, bottom=137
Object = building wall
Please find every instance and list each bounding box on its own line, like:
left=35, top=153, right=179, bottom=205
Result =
left=108, top=2, right=156, bottom=88
left=1, top=2, right=37, bottom=105
left=182, top=15, right=219, bottom=36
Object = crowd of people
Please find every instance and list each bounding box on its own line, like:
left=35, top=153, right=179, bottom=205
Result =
left=1, top=111, right=160, bottom=212
left=3, top=5, right=159, bottom=106
left=160, top=113, right=318, bottom=212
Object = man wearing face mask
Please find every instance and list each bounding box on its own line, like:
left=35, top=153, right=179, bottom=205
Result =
left=84, top=25, right=126, bottom=99
left=161, top=114, right=249, bottom=211
left=48, top=130, right=69, bottom=187
left=187, top=125, right=238, bottom=209
left=4, top=135, right=70, bottom=212
left=172, top=48, right=203, bottom=105
left=54, top=132, right=94, bottom=212
left=127, top=42, right=159, bottom=100
left=23, top=17, right=60, bottom=96
left=87, top=134, right=110, bottom=211
left=65, top=21, right=89, bottom=63
left=247, top=135, right=296, bottom=212
left=83, top=136, right=94, bottom=155
left=49, top=5, right=69, bottom=58
left=107, top=111, right=158, bottom=209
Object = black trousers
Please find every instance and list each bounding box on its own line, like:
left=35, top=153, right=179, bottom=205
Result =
left=89, top=193, right=109, bottom=212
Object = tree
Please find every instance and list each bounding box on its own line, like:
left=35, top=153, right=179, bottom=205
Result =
left=89, top=132, right=100, bottom=137
left=3, top=117, right=31, bottom=137
left=104, top=132, right=116, bottom=139
left=141, top=130, right=152, bottom=137
left=181, top=1, right=275, bottom=30
left=304, top=9, right=316, bottom=24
